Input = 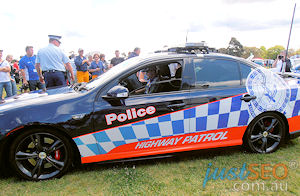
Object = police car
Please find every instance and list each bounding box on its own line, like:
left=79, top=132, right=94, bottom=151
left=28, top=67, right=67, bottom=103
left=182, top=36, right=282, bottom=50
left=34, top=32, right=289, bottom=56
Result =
left=0, top=44, right=299, bottom=180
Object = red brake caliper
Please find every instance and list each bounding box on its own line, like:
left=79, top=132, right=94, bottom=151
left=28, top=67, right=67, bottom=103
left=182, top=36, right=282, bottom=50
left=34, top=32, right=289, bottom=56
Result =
left=265, top=120, right=274, bottom=133
left=55, top=150, right=61, bottom=160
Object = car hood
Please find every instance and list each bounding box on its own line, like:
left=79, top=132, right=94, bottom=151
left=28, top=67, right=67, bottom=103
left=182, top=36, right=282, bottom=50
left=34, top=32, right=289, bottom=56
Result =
left=0, top=86, right=79, bottom=111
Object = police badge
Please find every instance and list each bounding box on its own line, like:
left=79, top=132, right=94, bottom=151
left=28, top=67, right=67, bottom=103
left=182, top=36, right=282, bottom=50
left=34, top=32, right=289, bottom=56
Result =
left=246, top=68, right=291, bottom=118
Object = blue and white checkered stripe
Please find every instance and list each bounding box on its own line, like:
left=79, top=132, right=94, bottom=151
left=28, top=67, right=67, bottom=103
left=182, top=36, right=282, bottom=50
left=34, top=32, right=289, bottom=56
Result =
left=190, top=95, right=251, bottom=133
left=74, top=94, right=254, bottom=157
left=74, top=134, right=98, bottom=157
left=285, top=87, right=300, bottom=118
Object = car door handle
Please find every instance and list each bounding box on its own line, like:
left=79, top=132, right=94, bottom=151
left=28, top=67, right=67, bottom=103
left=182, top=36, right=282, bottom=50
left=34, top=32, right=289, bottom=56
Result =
left=167, top=103, right=186, bottom=109
left=240, top=94, right=256, bottom=102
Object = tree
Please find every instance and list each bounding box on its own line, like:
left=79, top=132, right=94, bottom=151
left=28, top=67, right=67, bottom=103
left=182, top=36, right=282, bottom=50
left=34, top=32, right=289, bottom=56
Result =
left=287, top=48, right=295, bottom=56
left=227, top=37, right=244, bottom=57
left=295, top=48, right=300, bottom=55
left=242, top=47, right=263, bottom=59
left=260, top=46, right=267, bottom=59
left=266, top=45, right=285, bottom=59
left=218, top=48, right=228, bottom=54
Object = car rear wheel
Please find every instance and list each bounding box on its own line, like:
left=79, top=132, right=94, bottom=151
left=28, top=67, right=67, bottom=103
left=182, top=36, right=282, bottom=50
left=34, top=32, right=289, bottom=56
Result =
left=244, top=113, right=286, bottom=153
left=9, top=128, right=73, bottom=180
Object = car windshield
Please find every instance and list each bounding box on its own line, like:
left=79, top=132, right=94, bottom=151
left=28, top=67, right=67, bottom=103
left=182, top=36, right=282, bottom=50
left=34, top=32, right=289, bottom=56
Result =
left=85, top=57, right=143, bottom=90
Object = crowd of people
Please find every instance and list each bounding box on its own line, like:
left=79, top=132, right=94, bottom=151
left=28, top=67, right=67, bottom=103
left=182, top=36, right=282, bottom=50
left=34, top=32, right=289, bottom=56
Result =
left=0, top=34, right=141, bottom=102
left=2, top=35, right=292, bottom=103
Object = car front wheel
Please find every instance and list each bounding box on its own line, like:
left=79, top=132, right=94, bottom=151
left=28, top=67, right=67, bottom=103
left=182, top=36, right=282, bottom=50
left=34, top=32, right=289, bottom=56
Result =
left=9, top=128, right=73, bottom=180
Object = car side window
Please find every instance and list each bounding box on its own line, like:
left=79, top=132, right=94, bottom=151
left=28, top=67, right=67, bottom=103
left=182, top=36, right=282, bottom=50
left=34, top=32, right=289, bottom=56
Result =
left=193, top=58, right=240, bottom=89
left=120, top=61, right=183, bottom=96
left=239, top=63, right=253, bottom=85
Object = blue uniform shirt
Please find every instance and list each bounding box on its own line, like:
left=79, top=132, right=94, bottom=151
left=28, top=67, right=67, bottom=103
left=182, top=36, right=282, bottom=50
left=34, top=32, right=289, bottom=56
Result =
left=145, top=77, right=159, bottom=94
left=90, top=61, right=105, bottom=76
left=74, top=56, right=89, bottom=72
left=19, top=55, right=39, bottom=81
left=36, top=43, right=69, bottom=71
left=128, top=52, right=138, bottom=59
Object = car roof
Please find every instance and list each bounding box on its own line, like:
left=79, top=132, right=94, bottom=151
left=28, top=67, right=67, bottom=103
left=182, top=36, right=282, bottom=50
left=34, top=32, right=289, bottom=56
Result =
left=136, top=52, right=258, bottom=68
left=85, top=51, right=258, bottom=91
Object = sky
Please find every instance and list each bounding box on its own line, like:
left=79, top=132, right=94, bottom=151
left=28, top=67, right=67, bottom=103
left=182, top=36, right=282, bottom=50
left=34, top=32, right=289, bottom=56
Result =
left=0, top=0, right=300, bottom=60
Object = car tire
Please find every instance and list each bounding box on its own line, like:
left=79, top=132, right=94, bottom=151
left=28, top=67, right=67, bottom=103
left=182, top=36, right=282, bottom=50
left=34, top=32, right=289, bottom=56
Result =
left=9, top=128, right=73, bottom=180
left=244, top=112, right=286, bottom=153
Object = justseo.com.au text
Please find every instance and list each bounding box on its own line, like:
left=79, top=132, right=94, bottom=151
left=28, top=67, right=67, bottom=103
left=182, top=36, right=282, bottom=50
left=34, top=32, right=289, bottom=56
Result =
left=233, top=182, right=287, bottom=192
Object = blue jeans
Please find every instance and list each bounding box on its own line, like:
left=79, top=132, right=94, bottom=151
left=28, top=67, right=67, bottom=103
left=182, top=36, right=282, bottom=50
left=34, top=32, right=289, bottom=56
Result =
left=11, top=76, right=17, bottom=95
left=0, top=81, right=13, bottom=100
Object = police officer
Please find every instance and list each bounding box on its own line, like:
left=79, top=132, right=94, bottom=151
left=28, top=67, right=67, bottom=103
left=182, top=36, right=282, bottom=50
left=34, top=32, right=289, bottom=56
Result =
left=35, top=35, right=75, bottom=88
left=145, top=66, right=160, bottom=94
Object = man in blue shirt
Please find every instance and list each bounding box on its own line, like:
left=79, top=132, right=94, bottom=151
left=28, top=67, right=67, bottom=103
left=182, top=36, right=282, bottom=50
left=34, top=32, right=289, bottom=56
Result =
left=74, top=48, right=89, bottom=83
left=128, top=47, right=141, bottom=59
left=35, top=35, right=75, bottom=88
left=19, top=46, right=45, bottom=91
left=128, top=47, right=145, bottom=81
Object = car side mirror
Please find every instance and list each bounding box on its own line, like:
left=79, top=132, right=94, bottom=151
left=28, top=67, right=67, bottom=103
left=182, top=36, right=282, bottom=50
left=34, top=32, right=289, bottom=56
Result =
left=106, top=85, right=129, bottom=98
left=103, top=85, right=129, bottom=106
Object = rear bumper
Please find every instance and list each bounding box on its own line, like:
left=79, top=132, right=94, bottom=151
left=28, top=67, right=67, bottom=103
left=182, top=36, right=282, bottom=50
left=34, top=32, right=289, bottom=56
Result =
left=289, top=130, right=300, bottom=139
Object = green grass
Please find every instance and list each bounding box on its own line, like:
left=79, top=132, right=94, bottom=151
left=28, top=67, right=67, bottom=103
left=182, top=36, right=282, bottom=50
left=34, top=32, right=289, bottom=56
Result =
left=0, top=138, right=299, bottom=195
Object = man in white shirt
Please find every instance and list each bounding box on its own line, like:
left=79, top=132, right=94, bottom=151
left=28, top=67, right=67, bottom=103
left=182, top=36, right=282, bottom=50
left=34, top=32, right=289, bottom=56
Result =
left=272, top=50, right=292, bottom=72
left=0, top=50, right=13, bottom=102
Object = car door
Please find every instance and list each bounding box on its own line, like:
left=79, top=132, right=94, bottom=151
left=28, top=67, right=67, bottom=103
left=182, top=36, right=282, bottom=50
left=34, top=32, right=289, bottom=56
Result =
left=78, top=58, right=194, bottom=163
left=187, top=57, right=253, bottom=148
left=105, top=58, right=194, bottom=158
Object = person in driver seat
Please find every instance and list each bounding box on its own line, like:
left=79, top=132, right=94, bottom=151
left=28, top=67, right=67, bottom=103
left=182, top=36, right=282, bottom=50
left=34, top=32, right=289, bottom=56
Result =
left=145, top=66, right=160, bottom=94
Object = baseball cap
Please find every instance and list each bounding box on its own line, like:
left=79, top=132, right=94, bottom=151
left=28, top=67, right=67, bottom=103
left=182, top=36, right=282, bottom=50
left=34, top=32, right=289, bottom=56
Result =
left=78, top=48, right=84, bottom=52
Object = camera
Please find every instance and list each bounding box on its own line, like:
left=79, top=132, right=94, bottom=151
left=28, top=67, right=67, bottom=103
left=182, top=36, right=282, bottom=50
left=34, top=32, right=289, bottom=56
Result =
left=278, top=55, right=283, bottom=60
left=20, top=83, right=29, bottom=93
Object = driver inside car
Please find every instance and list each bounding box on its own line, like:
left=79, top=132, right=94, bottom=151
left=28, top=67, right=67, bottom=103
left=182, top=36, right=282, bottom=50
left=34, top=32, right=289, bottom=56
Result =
left=145, top=66, right=160, bottom=94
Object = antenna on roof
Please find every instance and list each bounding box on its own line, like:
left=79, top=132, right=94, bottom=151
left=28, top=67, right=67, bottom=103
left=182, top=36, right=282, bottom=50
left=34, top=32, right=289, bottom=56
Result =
left=186, top=30, right=189, bottom=43
left=282, top=3, right=296, bottom=74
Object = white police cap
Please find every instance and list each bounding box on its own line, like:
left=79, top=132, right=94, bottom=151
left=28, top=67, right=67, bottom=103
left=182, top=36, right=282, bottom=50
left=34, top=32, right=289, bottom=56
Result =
left=48, top=35, right=62, bottom=42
